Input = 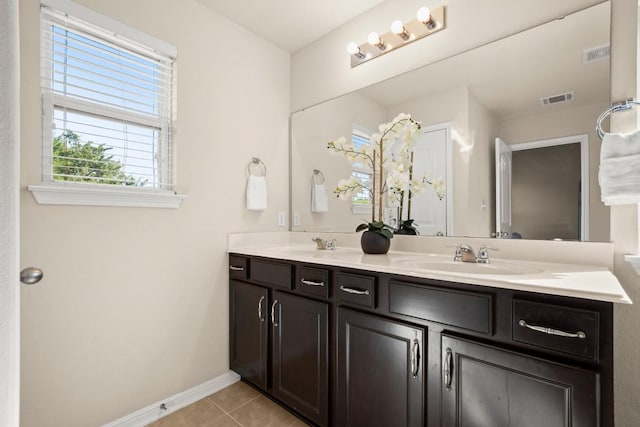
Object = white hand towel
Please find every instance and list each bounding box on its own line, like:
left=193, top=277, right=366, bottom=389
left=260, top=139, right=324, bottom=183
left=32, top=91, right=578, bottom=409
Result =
left=598, top=130, right=640, bottom=205
left=311, top=183, right=329, bottom=213
left=246, top=175, right=267, bottom=211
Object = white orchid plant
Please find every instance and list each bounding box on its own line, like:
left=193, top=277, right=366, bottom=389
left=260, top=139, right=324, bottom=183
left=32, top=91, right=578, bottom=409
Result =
left=328, top=113, right=445, bottom=238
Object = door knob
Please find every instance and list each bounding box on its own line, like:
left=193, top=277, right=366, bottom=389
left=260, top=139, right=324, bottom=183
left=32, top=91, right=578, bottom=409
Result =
left=20, top=267, right=43, bottom=285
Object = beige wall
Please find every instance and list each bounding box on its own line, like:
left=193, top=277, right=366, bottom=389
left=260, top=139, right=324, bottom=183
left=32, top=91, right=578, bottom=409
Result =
left=19, top=0, right=290, bottom=425
left=610, top=1, right=640, bottom=425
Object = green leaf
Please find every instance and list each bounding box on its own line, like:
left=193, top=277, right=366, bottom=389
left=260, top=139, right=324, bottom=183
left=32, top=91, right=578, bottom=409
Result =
left=355, top=223, right=369, bottom=232
left=379, top=228, right=394, bottom=239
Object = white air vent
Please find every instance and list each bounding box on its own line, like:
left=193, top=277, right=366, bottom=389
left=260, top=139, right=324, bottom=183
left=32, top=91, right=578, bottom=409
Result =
left=583, top=45, right=610, bottom=63
left=540, top=91, right=575, bottom=106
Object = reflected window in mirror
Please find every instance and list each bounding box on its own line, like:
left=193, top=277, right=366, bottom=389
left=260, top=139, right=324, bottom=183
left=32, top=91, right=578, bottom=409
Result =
left=351, top=127, right=373, bottom=215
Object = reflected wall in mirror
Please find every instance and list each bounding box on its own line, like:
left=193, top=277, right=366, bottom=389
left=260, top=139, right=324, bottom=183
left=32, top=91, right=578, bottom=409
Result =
left=291, top=2, right=610, bottom=242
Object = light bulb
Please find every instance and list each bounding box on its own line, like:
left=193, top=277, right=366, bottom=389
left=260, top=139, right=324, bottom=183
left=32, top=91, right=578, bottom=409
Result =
left=417, top=6, right=431, bottom=23
left=346, top=42, right=359, bottom=55
left=368, top=32, right=381, bottom=46
left=390, top=20, right=404, bottom=35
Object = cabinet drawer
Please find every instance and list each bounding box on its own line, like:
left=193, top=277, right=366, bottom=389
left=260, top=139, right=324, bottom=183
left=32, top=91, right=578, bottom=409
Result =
left=249, top=259, right=292, bottom=289
left=228, top=255, right=248, bottom=280
left=296, top=266, right=330, bottom=299
left=512, top=299, right=599, bottom=361
left=389, top=281, right=492, bottom=334
left=337, top=272, right=376, bottom=309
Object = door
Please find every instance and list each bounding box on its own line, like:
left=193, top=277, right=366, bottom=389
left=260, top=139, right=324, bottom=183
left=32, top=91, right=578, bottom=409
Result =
left=337, top=307, right=425, bottom=427
left=229, top=280, right=269, bottom=390
left=441, top=335, right=599, bottom=427
left=272, top=291, right=328, bottom=426
left=1, top=1, right=20, bottom=424
left=495, top=137, right=512, bottom=238
left=411, top=125, right=449, bottom=236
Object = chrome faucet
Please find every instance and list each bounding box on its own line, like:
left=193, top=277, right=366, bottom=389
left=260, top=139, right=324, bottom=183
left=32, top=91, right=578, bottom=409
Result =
left=476, top=245, right=497, bottom=264
left=453, top=244, right=477, bottom=263
left=312, top=237, right=336, bottom=250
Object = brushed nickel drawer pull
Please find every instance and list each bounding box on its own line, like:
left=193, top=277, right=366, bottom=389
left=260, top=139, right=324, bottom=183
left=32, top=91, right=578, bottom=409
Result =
left=229, top=265, right=245, bottom=271
left=411, top=339, right=420, bottom=379
left=518, top=319, right=586, bottom=339
left=271, top=300, right=279, bottom=327
left=340, top=286, right=370, bottom=296
left=301, top=279, right=325, bottom=287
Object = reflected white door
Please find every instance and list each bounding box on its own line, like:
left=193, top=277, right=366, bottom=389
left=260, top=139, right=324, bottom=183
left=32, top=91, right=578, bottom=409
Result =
left=1, top=0, right=21, bottom=424
left=495, top=138, right=512, bottom=237
left=411, top=127, right=448, bottom=236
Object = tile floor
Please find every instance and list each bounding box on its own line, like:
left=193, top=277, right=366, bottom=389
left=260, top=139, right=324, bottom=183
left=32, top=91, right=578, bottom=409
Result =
left=147, top=381, right=309, bottom=427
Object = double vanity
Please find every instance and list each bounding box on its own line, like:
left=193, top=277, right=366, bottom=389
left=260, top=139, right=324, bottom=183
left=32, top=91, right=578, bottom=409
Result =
left=227, top=232, right=630, bottom=426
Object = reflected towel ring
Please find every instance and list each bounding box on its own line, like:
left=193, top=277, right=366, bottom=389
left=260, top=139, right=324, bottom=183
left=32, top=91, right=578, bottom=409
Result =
left=312, top=169, right=325, bottom=185
left=248, top=157, right=267, bottom=177
left=596, top=99, right=640, bottom=140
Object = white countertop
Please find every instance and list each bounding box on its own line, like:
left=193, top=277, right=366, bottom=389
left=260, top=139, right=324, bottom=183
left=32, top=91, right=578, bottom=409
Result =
left=228, top=232, right=632, bottom=304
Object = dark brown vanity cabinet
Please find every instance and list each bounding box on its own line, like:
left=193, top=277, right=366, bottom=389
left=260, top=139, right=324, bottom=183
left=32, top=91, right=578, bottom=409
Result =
left=229, top=259, right=329, bottom=426
left=229, top=254, right=613, bottom=427
left=441, top=335, right=599, bottom=427
left=337, top=308, right=425, bottom=427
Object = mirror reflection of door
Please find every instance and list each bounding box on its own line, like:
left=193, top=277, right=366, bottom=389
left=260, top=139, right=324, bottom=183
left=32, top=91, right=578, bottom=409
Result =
left=496, top=135, right=589, bottom=241
left=409, top=124, right=450, bottom=236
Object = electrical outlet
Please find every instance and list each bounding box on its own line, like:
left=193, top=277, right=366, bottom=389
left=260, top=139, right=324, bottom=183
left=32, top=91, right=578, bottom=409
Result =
left=278, top=211, right=286, bottom=227
left=293, top=212, right=301, bottom=226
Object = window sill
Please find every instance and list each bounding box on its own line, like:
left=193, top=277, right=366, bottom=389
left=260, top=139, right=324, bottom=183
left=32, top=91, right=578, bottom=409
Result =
left=28, top=184, right=187, bottom=208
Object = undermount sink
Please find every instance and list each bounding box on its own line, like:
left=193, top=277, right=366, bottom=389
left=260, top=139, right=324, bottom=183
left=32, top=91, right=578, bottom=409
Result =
left=393, top=257, right=543, bottom=276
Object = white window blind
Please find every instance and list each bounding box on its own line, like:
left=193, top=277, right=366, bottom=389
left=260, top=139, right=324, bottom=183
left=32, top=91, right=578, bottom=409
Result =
left=40, top=4, right=175, bottom=190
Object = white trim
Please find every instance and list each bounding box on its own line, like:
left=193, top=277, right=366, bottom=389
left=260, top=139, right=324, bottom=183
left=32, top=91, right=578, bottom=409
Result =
left=28, top=183, right=187, bottom=208
left=510, top=133, right=590, bottom=241
left=102, top=371, right=240, bottom=427
left=40, top=0, right=177, bottom=58
left=624, top=254, right=640, bottom=275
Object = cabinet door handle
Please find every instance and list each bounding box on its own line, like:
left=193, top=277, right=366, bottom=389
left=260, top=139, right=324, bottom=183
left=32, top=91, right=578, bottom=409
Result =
left=229, top=265, right=245, bottom=271
left=257, top=296, right=265, bottom=322
left=271, top=300, right=279, bottom=327
left=444, top=348, right=453, bottom=390
left=301, top=279, right=325, bottom=287
left=339, top=286, right=370, bottom=296
left=411, top=339, right=420, bottom=379
left=518, top=319, right=586, bottom=339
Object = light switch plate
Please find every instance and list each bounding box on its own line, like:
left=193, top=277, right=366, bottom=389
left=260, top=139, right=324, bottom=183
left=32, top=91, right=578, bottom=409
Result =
left=278, top=211, right=286, bottom=227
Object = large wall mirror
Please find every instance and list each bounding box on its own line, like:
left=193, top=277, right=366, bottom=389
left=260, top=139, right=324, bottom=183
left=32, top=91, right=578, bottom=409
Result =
left=291, top=1, right=610, bottom=242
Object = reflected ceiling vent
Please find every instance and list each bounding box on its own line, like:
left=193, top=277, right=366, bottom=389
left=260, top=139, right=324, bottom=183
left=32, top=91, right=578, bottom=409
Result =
left=583, top=44, right=610, bottom=63
left=540, top=91, right=575, bottom=106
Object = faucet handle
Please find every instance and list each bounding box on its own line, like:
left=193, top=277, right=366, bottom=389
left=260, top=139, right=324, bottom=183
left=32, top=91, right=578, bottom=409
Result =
left=477, top=245, right=498, bottom=263
left=446, top=244, right=464, bottom=262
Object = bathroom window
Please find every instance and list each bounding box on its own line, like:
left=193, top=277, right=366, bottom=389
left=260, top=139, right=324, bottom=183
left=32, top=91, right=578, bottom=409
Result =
left=34, top=1, right=183, bottom=207
left=351, top=128, right=373, bottom=214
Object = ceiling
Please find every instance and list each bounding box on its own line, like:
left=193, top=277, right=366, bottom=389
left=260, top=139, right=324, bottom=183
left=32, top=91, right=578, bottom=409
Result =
left=194, top=0, right=385, bottom=52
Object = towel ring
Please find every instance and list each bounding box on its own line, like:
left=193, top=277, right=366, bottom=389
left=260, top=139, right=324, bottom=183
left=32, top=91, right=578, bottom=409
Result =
left=596, top=99, right=640, bottom=140
left=248, top=157, right=267, bottom=177
left=312, top=169, right=325, bottom=185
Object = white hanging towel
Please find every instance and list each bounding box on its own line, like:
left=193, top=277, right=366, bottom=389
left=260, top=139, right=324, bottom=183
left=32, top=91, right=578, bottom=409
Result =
left=311, top=183, right=329, bottom=213
left=598, top=129, right=640, bottom=205
left=246, top=175, right=267, bottom=211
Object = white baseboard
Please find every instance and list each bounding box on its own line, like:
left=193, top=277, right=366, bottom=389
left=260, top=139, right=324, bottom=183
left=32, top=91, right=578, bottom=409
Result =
left=102, top=371, right=241, bottom=427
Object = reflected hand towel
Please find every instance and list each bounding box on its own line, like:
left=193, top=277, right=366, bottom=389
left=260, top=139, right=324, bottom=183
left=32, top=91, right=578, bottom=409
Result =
left=598, top=130, right=640, bottom=205
left=246, top=175, right=267, bottom=211
left=311, top=183, right=328, bottom=213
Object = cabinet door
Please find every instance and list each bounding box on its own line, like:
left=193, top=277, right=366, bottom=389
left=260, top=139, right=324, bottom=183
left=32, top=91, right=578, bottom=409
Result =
left=441, top=335, right=599, bottom=427
left=337, top=308, right=425, bottom=427
left=229, top=280, right=269, bottom=390
left=272, top=291, right=328, bottom=426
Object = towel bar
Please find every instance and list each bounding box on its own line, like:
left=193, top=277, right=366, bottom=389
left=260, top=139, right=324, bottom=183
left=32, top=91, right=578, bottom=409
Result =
left=312, top=169, right=325, bottom=185
left=596, top=98, right=640, bottom=140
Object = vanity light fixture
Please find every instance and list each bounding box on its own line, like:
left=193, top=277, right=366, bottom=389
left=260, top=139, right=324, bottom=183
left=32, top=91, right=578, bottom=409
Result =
left=367, top=32, right=387, bottom=50
left=347, top=5, right=445, bottom=68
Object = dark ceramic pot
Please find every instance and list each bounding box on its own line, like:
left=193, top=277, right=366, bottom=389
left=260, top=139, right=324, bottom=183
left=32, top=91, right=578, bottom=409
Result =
left=360, top=230, right=391, bottom=254
left=394, top=227, right=418, bottom=235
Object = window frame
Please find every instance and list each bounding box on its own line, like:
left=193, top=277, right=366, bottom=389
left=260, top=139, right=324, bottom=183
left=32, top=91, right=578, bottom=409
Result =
left=30, top=0, right=185, bottom=208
